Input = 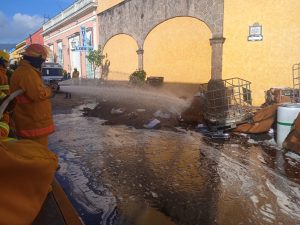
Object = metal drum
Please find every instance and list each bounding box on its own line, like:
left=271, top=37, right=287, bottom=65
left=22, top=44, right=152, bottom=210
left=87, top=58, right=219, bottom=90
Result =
left=277, top=103, right=300, bottom=147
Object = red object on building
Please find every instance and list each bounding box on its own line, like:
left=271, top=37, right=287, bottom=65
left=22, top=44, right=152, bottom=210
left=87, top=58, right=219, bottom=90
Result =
left=25, top=28, right=44, bottom=45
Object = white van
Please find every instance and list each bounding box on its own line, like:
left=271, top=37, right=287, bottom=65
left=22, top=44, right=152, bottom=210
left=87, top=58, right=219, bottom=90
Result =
left=41, top=62, right=64, bottom=91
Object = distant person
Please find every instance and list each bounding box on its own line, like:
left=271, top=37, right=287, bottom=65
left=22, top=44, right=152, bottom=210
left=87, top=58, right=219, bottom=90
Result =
left=62, top=71, right=71, bottom=80
left=62, top=70, right=68, bottom=80
left=72, top=68, right=79, bottom=79
left=10, top=44, right=55, bottom=147
left=72, top=68, right=80, bottom=86
left=64, top=92, right=72, bottom=99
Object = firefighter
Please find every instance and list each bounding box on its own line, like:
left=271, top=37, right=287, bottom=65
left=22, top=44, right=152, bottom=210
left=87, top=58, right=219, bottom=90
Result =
left=0, top=50, right=10, bottom=96
left=0, top=51, right=10, bottom=138
left=0, top=139, right=58, bottom=225
left=10, top=44, right=55, bottom=146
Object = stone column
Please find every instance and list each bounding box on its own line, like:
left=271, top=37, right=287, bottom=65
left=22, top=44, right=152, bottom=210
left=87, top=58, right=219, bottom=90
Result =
left=210, top=37, right=226, bottom=80
left=136, top=49, right=144, bottom=70
left=92, top=17, right=98, bottom=50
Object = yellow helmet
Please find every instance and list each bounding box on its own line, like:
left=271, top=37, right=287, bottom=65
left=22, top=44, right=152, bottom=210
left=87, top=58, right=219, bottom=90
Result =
left=0, top=50, right=9, bottom=62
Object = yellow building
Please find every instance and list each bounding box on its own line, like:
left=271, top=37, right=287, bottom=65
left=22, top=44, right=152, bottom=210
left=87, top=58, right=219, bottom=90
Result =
left=98, top=0, right=300, bottom=105
left=223, top=1, right=300, bottom=105
left=10, top=40, right=26, bottom=64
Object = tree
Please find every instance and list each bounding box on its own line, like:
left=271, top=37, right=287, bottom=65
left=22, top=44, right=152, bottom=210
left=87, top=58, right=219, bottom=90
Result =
left=86, top=45, right=106, bottom=79
left=101, top=59, right=110, bottom=80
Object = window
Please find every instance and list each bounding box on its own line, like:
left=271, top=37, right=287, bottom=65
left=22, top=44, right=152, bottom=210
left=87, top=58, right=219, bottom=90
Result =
left=57, top=42, right=63, bottom=66
left=49, top=45, right=54, bottom=62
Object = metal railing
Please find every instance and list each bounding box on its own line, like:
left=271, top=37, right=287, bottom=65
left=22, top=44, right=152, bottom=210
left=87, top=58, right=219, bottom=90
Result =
left=199, top=77, right=253, bottom=128
left=43, top=0, right=98, bottom=32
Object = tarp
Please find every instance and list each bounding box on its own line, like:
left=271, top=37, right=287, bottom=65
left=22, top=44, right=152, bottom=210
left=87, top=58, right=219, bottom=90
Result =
left=234, top=104, right=279, bottom=133
left=283, top=113, right=300, bottom=154
left=0, top=140, right=58, bottom=225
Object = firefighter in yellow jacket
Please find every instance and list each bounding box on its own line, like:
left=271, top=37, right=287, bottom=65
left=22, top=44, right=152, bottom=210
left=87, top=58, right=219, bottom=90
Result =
left=0, top=51, right=10, bottom=138
left=10, top=44, right=54, bottom=146
left=0, top=139, right=58, bottom=225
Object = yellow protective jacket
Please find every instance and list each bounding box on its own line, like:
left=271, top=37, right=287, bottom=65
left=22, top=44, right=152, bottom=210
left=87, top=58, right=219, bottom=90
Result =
left=0, top=139, right=58, bottom=225
left=0, top=67, right=9, bottom=97
left=0, top=67, right=10, bottom=137
left=10, top=60, right=55, bottom=138
left=0, top=114, right=10, bottom=137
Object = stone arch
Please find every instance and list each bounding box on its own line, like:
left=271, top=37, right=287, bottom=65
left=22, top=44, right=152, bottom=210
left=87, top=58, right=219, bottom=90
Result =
left=102, top=32, right=139, bottom=50
left=143, top=16, right=212, bottom=83
left=103, top=33, right=138, bottom=80
left=99, top=0, right=223, bottom=47
left=142, top=16, right=212, bottom=49
left=99, top=0, right=224, bottom=79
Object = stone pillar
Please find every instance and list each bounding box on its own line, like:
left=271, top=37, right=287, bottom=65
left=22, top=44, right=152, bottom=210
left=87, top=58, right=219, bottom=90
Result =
left=136, top=49, right=144, bottom=70
left=210, top=37, right=226, bottom=80
left=92, top=18, right=98, bottom=50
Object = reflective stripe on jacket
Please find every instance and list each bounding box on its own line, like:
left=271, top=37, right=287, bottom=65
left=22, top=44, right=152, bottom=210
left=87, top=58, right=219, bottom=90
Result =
left=0, top=122, right=9, bottom=132
left=16, top=124, right=54, bottom=138
left=0, top=67, right=9, bottom=96
left=0, top=121, right=9, bottom=137
left=0, top=137, right=16, bottom=142
left=10, top=60, right=54, bottom=138
left=0, top=66, right=9, bottom=131
left=0, top=85, right=9, bottom=91
left=0, top=92, right=6, bottom=99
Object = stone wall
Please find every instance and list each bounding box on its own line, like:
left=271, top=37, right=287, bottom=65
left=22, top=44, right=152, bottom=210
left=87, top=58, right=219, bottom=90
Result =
left=98, top=0, right=224, bottom=48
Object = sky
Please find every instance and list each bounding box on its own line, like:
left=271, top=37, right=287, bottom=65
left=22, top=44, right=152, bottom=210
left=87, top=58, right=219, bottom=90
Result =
left=0, top=0, right=76, bottom=44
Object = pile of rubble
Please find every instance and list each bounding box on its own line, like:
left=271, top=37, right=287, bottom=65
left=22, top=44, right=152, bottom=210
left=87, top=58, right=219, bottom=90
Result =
left=180, top=83, right=300, bottom=154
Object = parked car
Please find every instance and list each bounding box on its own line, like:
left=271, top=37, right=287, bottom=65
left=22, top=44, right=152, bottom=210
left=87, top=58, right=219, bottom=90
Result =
left=41, top=62, right=64, bottom=91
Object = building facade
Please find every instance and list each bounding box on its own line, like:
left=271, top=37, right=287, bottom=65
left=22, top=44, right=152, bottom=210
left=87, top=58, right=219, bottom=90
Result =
left=41, top=0, right=300, bottom=104
left=97, top=0, right=300, bottom=105
left=43, top=0, right=98, bottom=78
left=9, top=28, right=44, bottom=64
left=10, top=40, right=26, bottom=64
left=25, top=28, right=44, bottom=46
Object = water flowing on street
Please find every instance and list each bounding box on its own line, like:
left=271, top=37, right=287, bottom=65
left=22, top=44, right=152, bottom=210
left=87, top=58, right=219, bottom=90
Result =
left=50, top=86, right=300, bottom=225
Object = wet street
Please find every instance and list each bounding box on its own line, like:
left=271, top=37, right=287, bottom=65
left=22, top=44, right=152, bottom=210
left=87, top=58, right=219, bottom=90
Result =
left=49, top=91, right=300, bottom=225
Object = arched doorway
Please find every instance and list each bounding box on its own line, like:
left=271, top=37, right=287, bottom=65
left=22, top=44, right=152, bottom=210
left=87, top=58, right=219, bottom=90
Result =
left=103, top=34, right=138, bottom=81
left=143, top=17, right=212, bottom=84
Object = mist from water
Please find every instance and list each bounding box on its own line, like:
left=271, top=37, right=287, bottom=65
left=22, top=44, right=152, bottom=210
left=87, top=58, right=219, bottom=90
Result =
left=59, top=81, right=190, bottom=114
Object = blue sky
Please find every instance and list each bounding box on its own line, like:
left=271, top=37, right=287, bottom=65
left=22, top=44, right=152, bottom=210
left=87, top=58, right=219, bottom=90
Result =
left=0, top=0, right=76, bottom=44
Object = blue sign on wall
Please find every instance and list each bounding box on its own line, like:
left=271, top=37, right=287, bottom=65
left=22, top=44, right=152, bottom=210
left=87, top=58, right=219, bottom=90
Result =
left=73, top=46, right=93, bottom=51
left=80, top=26, right=86, bottom=47
left=72, top=26, right=93, bottom=51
